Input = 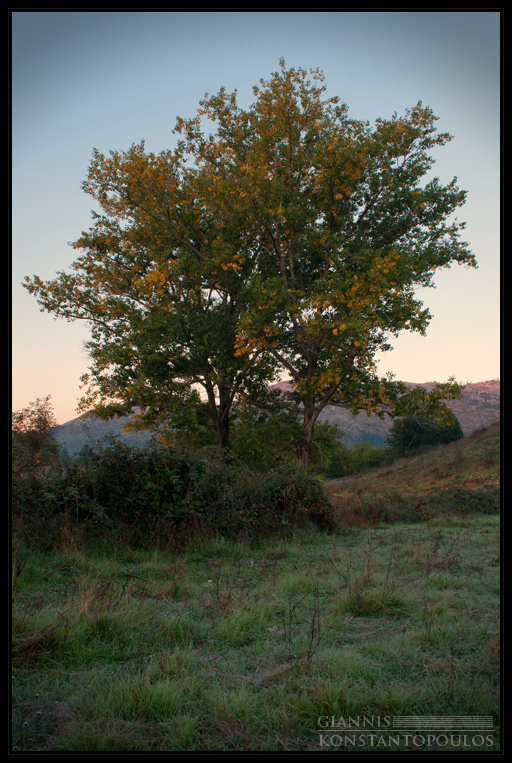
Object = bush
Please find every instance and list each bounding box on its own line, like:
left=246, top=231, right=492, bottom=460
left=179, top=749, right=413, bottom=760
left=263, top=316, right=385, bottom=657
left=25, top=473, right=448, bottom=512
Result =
left=385, top=413, right=464, bottom=458
left=12, top=436, right=334, bottom=550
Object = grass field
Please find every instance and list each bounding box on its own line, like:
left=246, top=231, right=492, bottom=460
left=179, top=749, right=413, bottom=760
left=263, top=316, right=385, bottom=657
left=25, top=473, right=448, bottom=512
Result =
left=11, top=424, right=500, bottom=751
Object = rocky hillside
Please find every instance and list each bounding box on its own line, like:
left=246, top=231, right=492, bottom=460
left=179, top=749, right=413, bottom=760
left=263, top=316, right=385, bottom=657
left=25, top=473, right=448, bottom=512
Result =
left=54, top=380, right=500, bottom=454
left=272, top=379, right=500, bottom=448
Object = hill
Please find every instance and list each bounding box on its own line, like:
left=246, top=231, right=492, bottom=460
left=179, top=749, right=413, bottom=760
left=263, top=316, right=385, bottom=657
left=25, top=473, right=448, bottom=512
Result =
left=325, top=419, right=500, bottom=525
left=54, top=379, right=500, bottom=455
left=272, top=379, right=500, bottom=448
left=54, top=409, right=154, bottom=455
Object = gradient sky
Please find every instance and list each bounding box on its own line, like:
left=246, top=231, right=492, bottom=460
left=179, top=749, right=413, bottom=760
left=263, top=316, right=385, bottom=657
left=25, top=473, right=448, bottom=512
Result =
left=12, top=11, right=501, bottom=425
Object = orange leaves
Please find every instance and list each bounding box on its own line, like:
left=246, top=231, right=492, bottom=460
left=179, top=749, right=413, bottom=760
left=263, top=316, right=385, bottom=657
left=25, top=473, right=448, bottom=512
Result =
left=234, top=329, right=263, bottom=357
left=221, top=262, right=243, bottom=271
left=220, top=253, right=244, bottom=272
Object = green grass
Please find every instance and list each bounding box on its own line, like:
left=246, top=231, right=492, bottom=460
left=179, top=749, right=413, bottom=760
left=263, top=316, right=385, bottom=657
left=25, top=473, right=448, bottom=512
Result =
left=12, top=516, right=499, bottom=752
left=11, top=423, right=500, bottom=751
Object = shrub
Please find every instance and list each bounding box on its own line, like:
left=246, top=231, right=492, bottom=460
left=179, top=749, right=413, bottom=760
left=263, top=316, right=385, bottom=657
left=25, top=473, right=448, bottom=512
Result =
left=385, top=413, right=464, bottom=458
left=12, top=436, right=333, bottom=549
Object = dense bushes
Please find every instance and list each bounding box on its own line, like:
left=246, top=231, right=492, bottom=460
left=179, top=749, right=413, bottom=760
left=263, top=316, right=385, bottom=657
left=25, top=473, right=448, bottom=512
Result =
left=385, top=413, right=464, bottom=457
left=12, top=436, right=334, bottom=550
left=326, top=440, right=392, bottom=478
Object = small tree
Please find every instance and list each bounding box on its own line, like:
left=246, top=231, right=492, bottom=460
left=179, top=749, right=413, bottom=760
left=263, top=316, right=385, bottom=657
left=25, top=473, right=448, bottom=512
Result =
left=12, top=396, right=61, bottom=476
left=385, top=412, right=464, bottom=457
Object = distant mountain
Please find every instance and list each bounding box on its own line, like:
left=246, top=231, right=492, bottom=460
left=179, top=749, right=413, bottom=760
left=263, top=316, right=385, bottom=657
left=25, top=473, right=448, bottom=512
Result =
left=54, top=409, right=154, bottom=456
left=271, top=379, right=500, bottom=448
left=54, top=380, right=500, bottom=455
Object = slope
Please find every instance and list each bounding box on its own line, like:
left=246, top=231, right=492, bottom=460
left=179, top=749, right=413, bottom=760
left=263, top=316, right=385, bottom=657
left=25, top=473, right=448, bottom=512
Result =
left=325, top=421, right=500, bottom=527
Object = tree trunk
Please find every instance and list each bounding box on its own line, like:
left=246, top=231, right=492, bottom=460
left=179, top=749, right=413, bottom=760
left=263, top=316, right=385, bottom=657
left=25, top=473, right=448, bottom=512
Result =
left=297, top=405, right=318, bottom=470
left=213, top=384, right=231, bottom=464
left=204, top=382, right=231, bottom=464
left=296, top=355, right=357, bottom=470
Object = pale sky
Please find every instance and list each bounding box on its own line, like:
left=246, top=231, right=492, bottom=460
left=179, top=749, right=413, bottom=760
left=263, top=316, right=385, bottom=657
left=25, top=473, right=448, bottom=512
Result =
left=12, top=11, right=501, bottom=425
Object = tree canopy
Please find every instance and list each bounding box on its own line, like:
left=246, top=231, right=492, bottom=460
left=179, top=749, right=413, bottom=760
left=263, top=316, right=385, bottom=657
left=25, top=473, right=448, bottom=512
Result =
left=385, top=411, right=464, bottom=457
left=24, top=60, right=476, bottom=466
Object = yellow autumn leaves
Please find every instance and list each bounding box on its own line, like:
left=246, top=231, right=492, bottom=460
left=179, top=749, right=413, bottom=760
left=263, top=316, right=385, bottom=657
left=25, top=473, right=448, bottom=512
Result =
left=220, top=253, right=245, bottom=272
left=234, top=330, right=262, bottom=357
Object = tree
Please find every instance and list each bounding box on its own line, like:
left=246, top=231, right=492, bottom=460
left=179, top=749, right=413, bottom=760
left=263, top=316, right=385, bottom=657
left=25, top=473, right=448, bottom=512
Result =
left=176, top=60, right=476, bottom=466
left=12, top=395, right=58, bottom=446
left=24, top=60, right=476, bottom=467
left=385, top=411, right=464, bottom=457
left=12, top=395, right=61, bottom=476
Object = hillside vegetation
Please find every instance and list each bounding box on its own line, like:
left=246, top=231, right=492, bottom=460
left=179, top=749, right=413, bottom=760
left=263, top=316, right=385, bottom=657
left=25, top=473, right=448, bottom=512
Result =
left=53, top=381, right=500, bottom=455
left=319, top=380, right=500, bottom=448
left=326, top=421, right=500, bottom=528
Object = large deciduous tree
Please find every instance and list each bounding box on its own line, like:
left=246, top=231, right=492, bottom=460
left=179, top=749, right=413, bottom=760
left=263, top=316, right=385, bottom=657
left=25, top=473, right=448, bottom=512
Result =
left=174, top=60, right=476, bottom=466
left=24, top=60, right=476, bottom=467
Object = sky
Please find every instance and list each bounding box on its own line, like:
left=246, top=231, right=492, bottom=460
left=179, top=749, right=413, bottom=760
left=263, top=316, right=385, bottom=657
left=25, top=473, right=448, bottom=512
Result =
left=12, top=11, right=501, bottom=425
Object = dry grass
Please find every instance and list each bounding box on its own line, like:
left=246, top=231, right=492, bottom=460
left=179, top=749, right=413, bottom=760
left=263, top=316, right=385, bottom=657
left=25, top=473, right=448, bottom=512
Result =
left=325, top=422, right=499, bottom=529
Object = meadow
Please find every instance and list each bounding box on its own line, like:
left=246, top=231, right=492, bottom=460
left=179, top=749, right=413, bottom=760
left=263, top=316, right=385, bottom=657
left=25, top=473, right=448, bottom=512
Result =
left=12, top=424, right=500, bottom=752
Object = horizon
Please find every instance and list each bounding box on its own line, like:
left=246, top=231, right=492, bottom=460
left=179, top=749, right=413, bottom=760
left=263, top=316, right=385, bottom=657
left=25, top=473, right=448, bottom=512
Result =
left=51, top=378, right=500, bottom=428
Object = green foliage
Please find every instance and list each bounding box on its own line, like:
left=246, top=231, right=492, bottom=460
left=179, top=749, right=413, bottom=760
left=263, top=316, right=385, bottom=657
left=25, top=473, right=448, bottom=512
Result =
left=349, top=441, right=392, bottom=474
left=12, top=396, right=65, bottom=499
left=230, top=407, right=301, bottom=471
left=308, top=421, right=347, bottom=475
left=24, top=60, right=475, bottom=468
left=323, top=442, right=354, bottom=479
left=230, top=398, right=347, bottom=476
left=322, top=440, right=391, bottom=479
left=12, top=436, right=334, bottom=550
left=386, top=413, right=464, bottom=457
